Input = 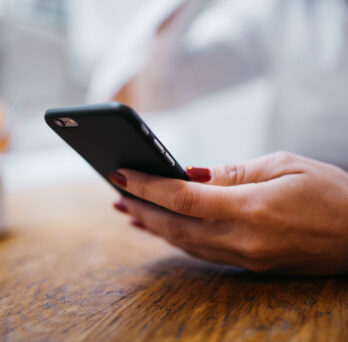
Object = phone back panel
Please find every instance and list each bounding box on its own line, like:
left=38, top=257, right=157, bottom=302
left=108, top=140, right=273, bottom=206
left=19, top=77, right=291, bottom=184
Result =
left=45, top=103, right=188, bottom=193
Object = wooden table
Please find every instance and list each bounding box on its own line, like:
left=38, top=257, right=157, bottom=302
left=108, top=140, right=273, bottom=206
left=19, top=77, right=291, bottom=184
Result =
left=1, top=182, right=348, bottom=342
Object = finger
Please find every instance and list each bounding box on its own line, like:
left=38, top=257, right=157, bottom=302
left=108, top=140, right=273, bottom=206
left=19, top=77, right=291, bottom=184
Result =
left=118, top=199, right=246, bottom=266
left=120, top=196, right=222, bottom=247
left=187, top=152, right=305, bottom=186
left=117, top=197, right=260, bottom=257
left=117, top=198, right=274, bottom=272
left=110, top=169, right=252, bottom=220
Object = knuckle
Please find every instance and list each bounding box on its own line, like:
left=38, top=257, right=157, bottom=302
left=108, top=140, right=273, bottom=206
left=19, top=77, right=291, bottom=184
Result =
left=273, top=151, right=296, bottom=165
left=173, top=185, right=198, bottom=215
left=239, top=238, right=269, bottom=261
left=224, top=164, right=247, bottom=185
left=165, top=218, right=190, bottom=242
left=242, top=196, right=271, bottom=224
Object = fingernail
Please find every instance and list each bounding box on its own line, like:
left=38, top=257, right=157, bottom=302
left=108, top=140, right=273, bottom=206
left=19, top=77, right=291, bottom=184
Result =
left=109, top=172, right=127, bottom=188
left=186, top=167, right=211, bottom=183
left=113, top=201, right=128, bottom=213
left=130, top=218, right=146, bottom=230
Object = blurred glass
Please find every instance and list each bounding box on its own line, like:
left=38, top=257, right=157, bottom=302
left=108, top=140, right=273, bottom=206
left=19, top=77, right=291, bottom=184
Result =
left=0, top=0, right=83, bottom=192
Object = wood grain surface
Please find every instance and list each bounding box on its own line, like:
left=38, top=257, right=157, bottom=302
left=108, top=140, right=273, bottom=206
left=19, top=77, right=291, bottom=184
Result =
left=1, top=183, right=348, bottom=342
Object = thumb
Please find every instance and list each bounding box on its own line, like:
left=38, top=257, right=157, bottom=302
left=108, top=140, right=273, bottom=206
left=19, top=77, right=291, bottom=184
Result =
left=186, top=152, right=303, bottom=186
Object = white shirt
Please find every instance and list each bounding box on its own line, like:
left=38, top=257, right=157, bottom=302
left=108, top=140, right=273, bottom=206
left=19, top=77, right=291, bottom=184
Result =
left=89, top=0, right=348, bottom=169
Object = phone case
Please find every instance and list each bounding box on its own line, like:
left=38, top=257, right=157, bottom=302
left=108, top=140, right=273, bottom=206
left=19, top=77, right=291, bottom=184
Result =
left=45, top=103, right=188, bottom=194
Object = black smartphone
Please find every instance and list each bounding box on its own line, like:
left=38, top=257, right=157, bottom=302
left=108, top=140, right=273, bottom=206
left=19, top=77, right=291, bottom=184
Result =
left=44, top=103, right=188, bottom=194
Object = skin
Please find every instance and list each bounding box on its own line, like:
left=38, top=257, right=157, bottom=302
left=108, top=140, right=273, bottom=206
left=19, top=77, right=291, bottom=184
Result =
left=112, top=152, right=348, bottom=275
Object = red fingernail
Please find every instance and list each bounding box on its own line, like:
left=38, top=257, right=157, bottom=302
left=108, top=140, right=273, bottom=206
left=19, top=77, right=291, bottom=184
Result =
left=186, top=167, right=211, bottom=183
left=109, top=172, right=127, bottom=188
left=130, top=218, right=146, bottom=230
left=113, top=201, right=128, bottom=213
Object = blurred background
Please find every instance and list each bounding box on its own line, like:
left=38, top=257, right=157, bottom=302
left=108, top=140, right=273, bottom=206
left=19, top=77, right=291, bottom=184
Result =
left=0, top=0, right=272, bottom=193
left=0, top=0, right=86, bottom=192
left=0, top=0, right=145, bottom=192
left=2, top=0, right=347, bottom=197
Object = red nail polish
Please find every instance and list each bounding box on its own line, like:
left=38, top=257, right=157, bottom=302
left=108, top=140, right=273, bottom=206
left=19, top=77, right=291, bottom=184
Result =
left=186, top=167, right=211, bottom=183
left=114, top=201, right=128, bottom=213
left=130, top=218, right=146, bottom=229
left=109, top=172, right=127, bottom=188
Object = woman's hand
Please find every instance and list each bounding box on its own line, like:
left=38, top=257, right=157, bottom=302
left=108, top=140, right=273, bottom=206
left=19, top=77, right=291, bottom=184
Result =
left=109, top=152, right=348, bottom=275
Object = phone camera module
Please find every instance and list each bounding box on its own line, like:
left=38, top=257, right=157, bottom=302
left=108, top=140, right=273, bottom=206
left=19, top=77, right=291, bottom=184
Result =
left=54, top=118, right=78, bottom=128
left=54, top=119, right=65, bottom=127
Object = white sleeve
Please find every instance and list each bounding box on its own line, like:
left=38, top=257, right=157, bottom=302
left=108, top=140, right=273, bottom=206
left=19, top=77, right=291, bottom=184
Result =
left=88, top=0, right=272, bottom=111
left=87, top=0, right=186, bottom=103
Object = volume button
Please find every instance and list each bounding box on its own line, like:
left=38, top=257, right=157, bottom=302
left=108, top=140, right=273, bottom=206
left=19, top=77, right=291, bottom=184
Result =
left=141, top=123, right=150, bottom=135
left=164, top=152, right=176, bottom=167
left=153, top=138, right=165, bottom=153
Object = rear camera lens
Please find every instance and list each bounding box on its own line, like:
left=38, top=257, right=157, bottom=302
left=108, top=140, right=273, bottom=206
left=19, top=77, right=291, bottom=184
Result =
left=54, top=119, right=65, bottom=127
